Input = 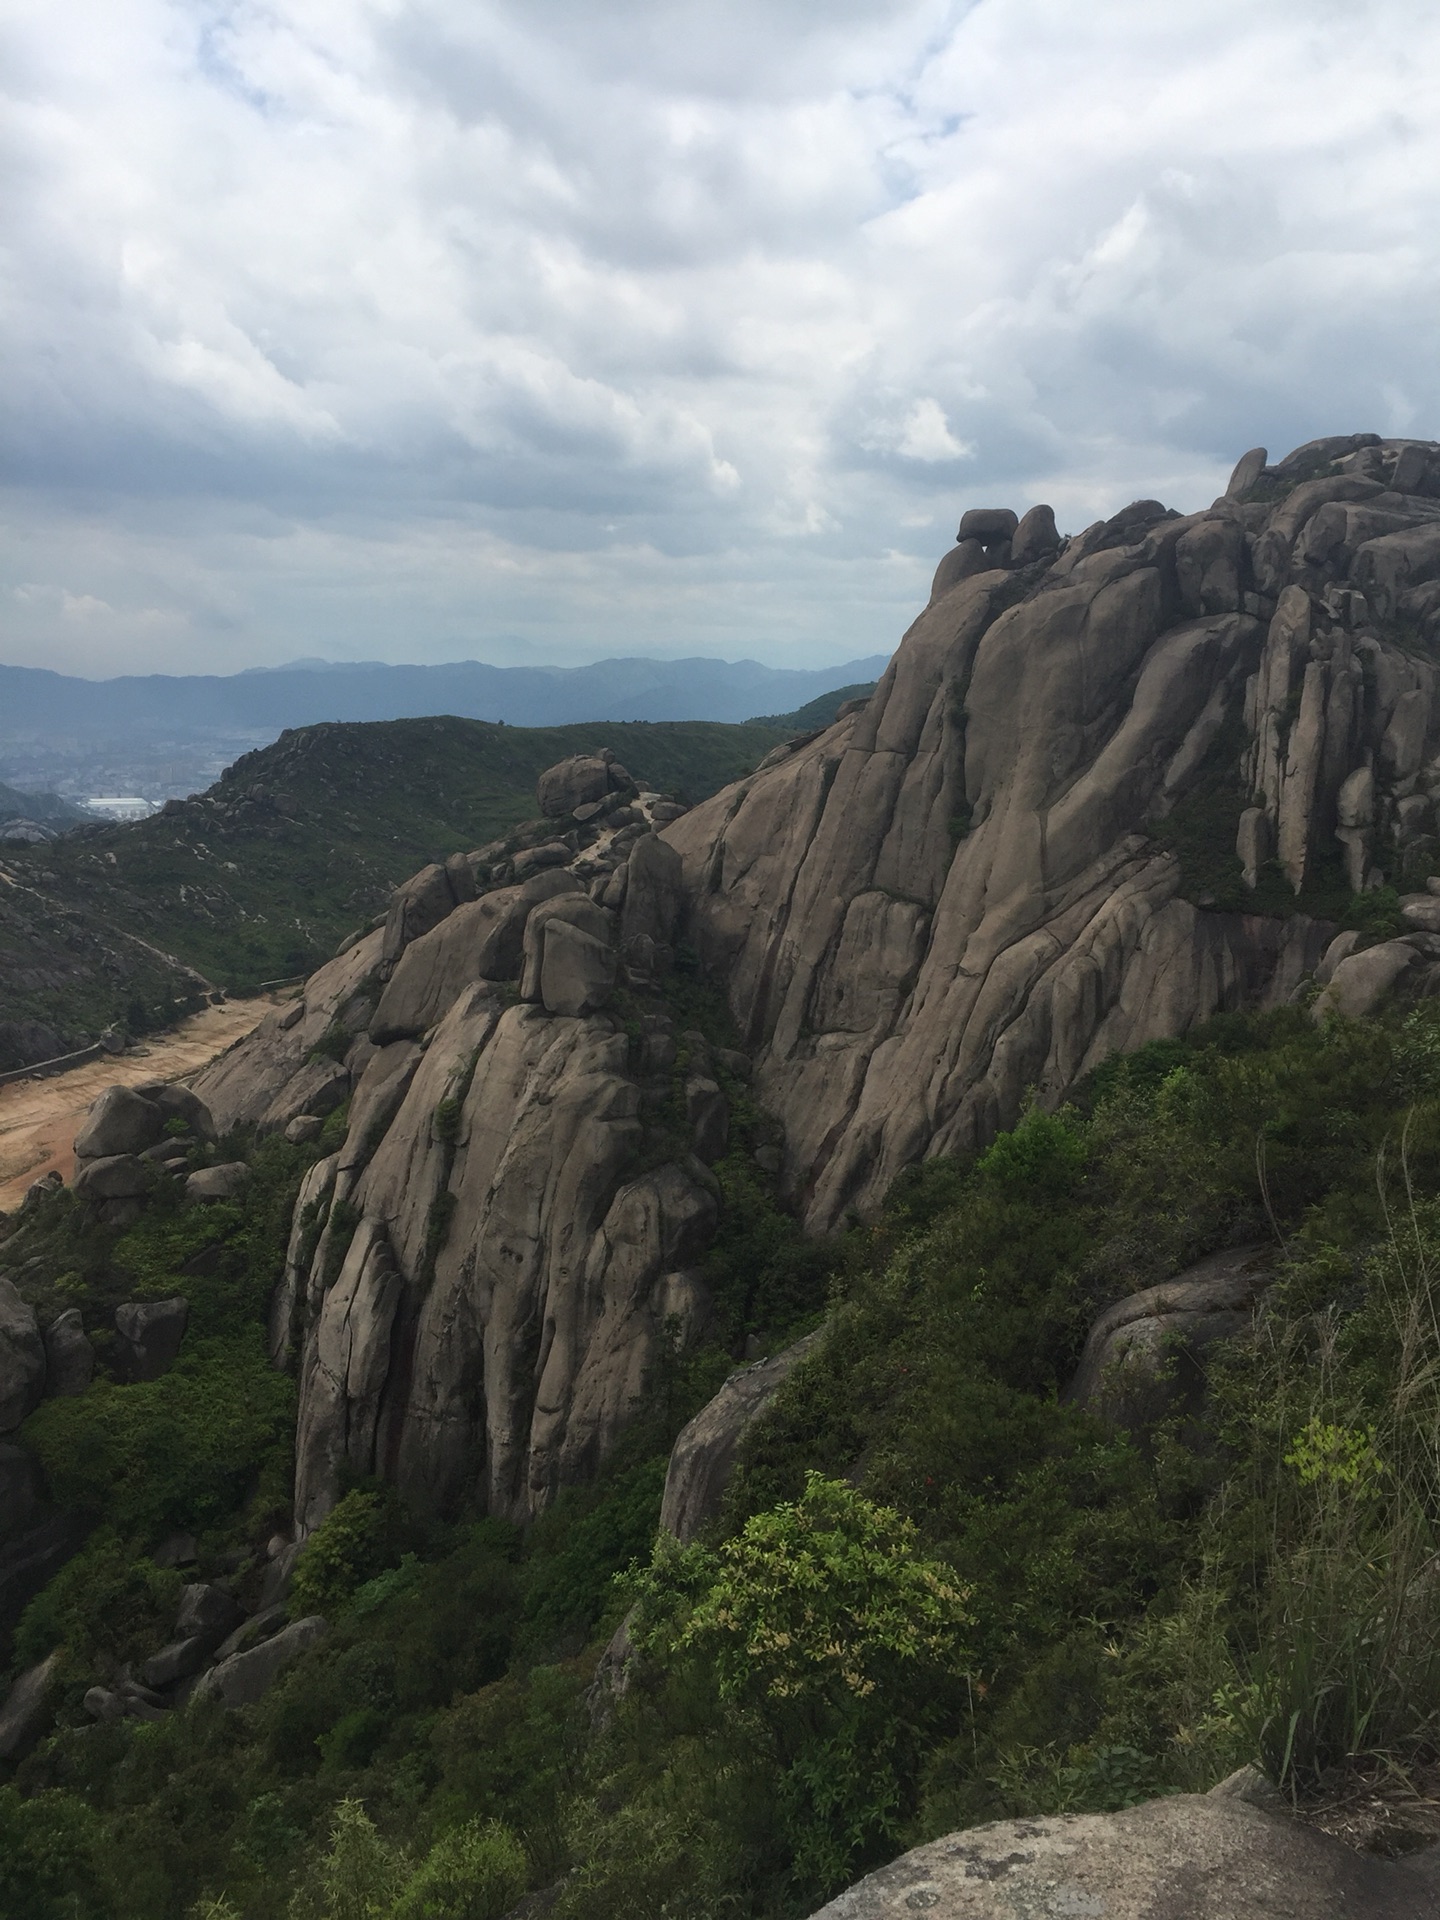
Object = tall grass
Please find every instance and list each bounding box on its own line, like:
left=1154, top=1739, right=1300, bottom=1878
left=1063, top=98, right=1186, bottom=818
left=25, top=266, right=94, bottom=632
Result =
left=1231, top=1130, right=1440, bottom=1792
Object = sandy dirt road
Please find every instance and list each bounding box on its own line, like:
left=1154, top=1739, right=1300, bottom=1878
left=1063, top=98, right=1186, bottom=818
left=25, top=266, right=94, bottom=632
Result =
left=0, top=998, right=277, bottom=1213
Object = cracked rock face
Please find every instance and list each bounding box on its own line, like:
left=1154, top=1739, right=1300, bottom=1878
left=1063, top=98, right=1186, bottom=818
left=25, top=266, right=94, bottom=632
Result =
left=668, top=433, right=1440, bottom=1229
left=198, top=434, right=1440, bottom=1533
left=194, top=781, right=724, bottom=1533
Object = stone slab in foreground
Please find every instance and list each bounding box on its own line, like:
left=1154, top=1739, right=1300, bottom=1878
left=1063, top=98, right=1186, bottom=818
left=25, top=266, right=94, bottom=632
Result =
left=807, top=1795, right=1440, bottom=1920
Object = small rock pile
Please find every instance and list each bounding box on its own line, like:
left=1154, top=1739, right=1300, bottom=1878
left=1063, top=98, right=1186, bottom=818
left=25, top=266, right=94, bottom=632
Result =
left=0, top=1549, right=327, bottom=1760
left=69, top=1079, right=250, bottom=1227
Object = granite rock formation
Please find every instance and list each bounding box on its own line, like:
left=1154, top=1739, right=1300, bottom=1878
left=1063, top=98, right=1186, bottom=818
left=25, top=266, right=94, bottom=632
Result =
left=191, top=783, right=718, bottom=1530
left=804, top=1791, right=1440, bottom=1919
left=670, top=433, right=1440, bottom=1227
left=176, top=434, right=1440, bottom=1534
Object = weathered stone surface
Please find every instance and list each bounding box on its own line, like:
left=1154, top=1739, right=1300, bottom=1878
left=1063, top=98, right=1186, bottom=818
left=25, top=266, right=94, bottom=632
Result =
left=805, top=1795, right=1439, bottom=1919
left=72, top=1153, right=151, bottom=1203
left=133, top=1082, right=215, bottom=1141
left=73, top=1084, right=165, bottom=1160
left=175, top=1581, right=244, bottom=1647
left=1065, top=1246, right=1271, bottom=1433
left=660, top=1331, right=824, bottom=1543
left=667, top=576, right=1322, bottom=1227
left=538, top=754, right=613, bottom=816
left=0, top=1649, right=61, bottom=1759
left=1226, top=445, right=1268, bottom=496
left=537, top=752, right=638, bottom=818
left=284, top=1115, right=324, bottom=1144
left=0, top=1279, right=45, bottom=1432
left=185, top=1162, right=252, bottom=1202
left=256, top=1058, right=351, bottom=1137
left=1010, top=503, right=1060, bottom=565
left=44, top=1309, right=93, bottom=1397
left=957, top=506, right=1018, bottom=546
left=193, top=434, right=1440, bottom=1530
left=519, top=896, right=617, bottom=1016
left=929, top=541, right=989, bottom=602
left=194, top=1615, right=328, bottom=1709
left=192, top=931, right=384, bottom=1133
left=84, top=1685, right=126, bottom=1724
left=382, top=862, right=457, bottom=969
left=293, top=1218, right=404, bottom=1529
left=685, top=1075, right=728, bottom=1162
left=371, top=871, right=582, bottom=1041
left=141, top=1636, right=207, bottom=1689
left=113, top=1297, right=188, bottom=1383
left=1313, top=939, right=1417, bottom=1022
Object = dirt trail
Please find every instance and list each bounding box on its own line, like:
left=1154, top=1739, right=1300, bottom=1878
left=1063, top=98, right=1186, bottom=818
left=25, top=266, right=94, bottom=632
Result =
left=0, top=998, right=279, bottom=1213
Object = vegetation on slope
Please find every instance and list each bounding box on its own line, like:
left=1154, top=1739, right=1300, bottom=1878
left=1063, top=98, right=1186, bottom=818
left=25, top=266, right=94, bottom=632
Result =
left=10, top=990, right=1440, bottom=1916
left=748, top=681, right=878, bottom=732
left=0, top=716, right=788, bottom=1052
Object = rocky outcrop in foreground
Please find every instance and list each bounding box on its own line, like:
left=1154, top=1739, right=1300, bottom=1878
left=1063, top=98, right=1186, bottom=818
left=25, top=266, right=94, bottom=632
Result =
left=187, top=434, right=1440, bottom=1532
left=808, top=1789, right=1440, bottom=1919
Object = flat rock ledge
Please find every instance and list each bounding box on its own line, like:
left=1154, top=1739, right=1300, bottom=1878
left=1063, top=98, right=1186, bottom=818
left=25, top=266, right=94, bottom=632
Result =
left=806, top=1795, right=1440, bottom=1919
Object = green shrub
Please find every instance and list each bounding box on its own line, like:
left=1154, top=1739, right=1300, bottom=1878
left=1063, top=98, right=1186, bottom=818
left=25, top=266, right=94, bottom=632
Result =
left=19, top=1339, right=295, bottom=1542
left=630, top=1474, right=973, bottom=1893
left=289, top=1798, right=407, bottom=1920
left=290, top=1491, right=407, bottom=1619
left=0, top=1785, right=110, bottom=1920
left=15, top=1534, right=181, bottom=1673
left=393, top=1818, right=527, bottom=1920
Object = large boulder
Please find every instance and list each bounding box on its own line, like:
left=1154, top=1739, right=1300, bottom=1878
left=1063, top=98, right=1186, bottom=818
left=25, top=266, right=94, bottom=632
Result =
left=141, top=1636, right=207, bottom=1690
left=381, top=862, right=459, bottom=969
left=72, top=1154, right=151, bottom=1215
left=184, top=1162, right=252, bottom=1202
left=43, top=1309, right=93, bottom=1397
left=0, top=1649, right=61, bottom=1760
left=804, top=1793, right=1440, bottom=1918
left=113, top=1298, right=188, bottom=1383
left=72, top=1085, right=166, bottom=1160
left=519, top=896, right=617, bottom=1017
left=620, top=834, right=684, bottom=973
left=133, top=1081, right=216, bottom=1141
left=1064, top=1246, right=1272, bottom=1434
left=194, top=1614, right=328, bottom=1708
left=0, top=1278, right=45, bottom=1432
left=660, top=1330, right=824, bottom=1543
left=537, top=752, right=637, bottom=819
left=174, top=1581, right=245, bottom=1647
left=1312, top=939, right=1418, bottom=1022
left=370, top=871, right=582, bottom=1042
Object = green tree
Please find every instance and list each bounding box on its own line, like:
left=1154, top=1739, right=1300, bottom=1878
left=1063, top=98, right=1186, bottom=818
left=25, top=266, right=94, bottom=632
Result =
left=629, top=1473, right=974, bottom=1893
left=394, top=1819, right=527, bottom=1920
left=289, top=1799, right=407, bottom=1920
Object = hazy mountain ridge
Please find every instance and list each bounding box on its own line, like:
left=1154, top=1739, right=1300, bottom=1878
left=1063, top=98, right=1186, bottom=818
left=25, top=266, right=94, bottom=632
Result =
left=0, top=652, right=890, bottom=740
left=0, top=714, right=790, bottom=1064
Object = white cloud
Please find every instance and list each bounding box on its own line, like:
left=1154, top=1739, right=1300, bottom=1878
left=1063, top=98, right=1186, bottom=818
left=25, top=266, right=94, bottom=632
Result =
left=2, top=0, right=1440, bottom=674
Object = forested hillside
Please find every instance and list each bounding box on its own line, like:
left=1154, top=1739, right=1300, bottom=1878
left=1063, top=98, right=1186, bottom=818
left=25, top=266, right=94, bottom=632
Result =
left=0, top=716, right=788, bottom=1066
left=7, top=993, right=1440, bottom=1915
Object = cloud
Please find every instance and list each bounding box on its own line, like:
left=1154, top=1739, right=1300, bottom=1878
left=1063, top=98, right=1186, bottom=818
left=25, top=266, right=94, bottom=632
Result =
left=2, top=0, right=1440, bottom=675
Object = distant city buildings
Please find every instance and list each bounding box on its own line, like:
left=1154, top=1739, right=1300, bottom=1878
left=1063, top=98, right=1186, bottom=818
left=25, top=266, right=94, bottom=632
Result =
left=84, top=797, right=160, bottom=821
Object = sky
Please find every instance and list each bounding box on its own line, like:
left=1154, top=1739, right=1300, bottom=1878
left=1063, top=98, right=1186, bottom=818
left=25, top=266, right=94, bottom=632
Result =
left=3, top=0, right=1440, bottom=679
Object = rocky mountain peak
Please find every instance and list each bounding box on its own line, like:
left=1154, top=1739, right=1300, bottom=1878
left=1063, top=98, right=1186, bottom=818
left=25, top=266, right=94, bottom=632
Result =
left=171, top=433, right=1440, bottom=1534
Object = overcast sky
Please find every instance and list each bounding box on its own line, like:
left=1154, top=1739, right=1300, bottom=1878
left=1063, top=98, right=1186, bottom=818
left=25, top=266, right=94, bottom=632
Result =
left=3, top=0, right=1439, bottom=678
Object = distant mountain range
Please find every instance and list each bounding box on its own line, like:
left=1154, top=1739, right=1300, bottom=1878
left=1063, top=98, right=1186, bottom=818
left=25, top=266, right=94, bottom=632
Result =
left=0, top=653, right=891, bottom=736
